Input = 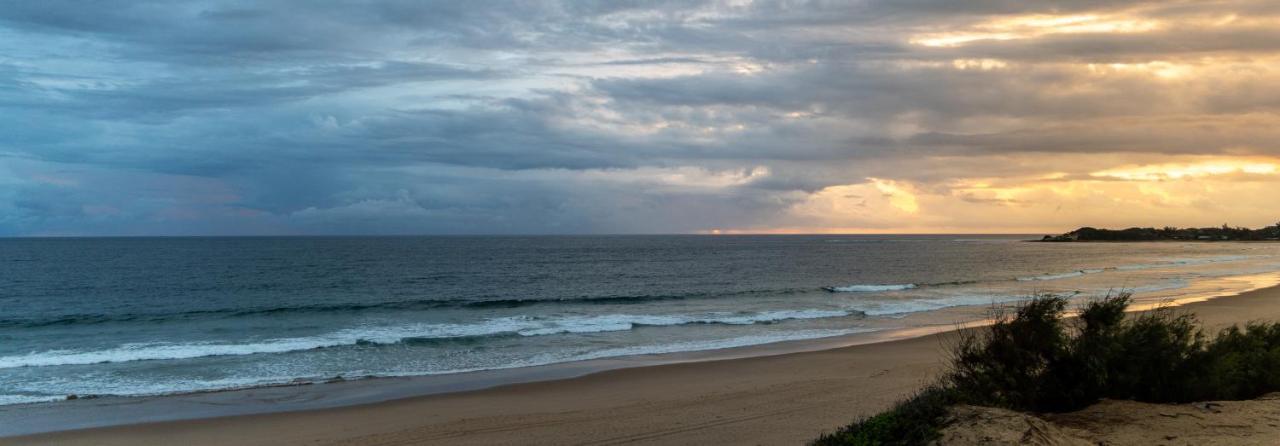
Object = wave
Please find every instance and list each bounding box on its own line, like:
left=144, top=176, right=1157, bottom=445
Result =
left=854, top=275, right=1202, bottom=317
left=462, top=288, right=811, bottom=309
left=463, top=293, right=701, bottom=309
left=1017, top=270, right=1094, bottom=282
left=0, top=309, right=865, bottom=369
left=0, top=329, right=880, bottom=406
left=855, top=276, right=1195, bottom=317
left=1115, top=255, right=1256, bottom=272
left=825, top=255, right=1269, bottom=293
left=560, top=329, right=872, bottom=362
left=824, top=284, right=916, bottom=293
left=17, top=254, right=1266, bottom=329
left=847, top=294, right=1033, bottom=316
left=0, top=288, right=808, bottom=329
left=0, top=303, right=446, bottom=329
left=0, top=395, right=64, bottom=406
left=824, top=280, right=985, bottom=293
left=1016, top=256, right=1266, bottom=283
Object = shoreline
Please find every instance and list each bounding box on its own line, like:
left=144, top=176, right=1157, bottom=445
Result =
left=0, top=322, right=964, bottom=437
left=6, top=271, right=1274, bottom=429
left=3, top=243, right=1269, bottom=417
left=9, top=276, right=1280, bottom=445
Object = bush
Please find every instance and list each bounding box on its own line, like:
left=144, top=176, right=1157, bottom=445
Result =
left=1100, top=307, right=1203, bottom=403
left=948, top=296, right=1074, bottom=411
left=814, top=293, right=1280, bottom=445
left=810, top=385, right=958, bottom=446
left=948, top=293, right=1218, bottom=412
left=1197, top=323, right=1280, bottom=400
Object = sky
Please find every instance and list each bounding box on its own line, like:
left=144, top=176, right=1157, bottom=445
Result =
left=3, top=0, right=1280, bottom=236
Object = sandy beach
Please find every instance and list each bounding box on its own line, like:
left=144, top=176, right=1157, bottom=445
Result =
left=9, top=284, right=1280, bottom=446
left=8, top=0, right=1280, bottom=443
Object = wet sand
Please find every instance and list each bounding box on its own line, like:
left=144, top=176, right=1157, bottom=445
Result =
left=9, top=284, right=1280, bottom=446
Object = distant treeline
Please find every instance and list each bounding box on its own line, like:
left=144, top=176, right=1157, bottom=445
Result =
left=1041, top=223, right=1280, bottom=242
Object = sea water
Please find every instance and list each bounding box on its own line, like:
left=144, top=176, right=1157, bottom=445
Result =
left=3, top=235, right=1280, bottom=405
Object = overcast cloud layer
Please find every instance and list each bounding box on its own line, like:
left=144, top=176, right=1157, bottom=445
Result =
left=4, top=0, right=1280, bottom=235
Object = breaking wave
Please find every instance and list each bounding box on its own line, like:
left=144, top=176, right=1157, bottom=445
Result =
left=824, top=284, right=917, bottom=293
left=0, top=308, right=865, bottom=369
left=0, top=288, right=809, bottom=329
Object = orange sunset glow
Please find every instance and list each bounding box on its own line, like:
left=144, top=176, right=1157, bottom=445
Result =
left=689, top=3, right=1280, bottom=235
left=5, top=1, right=1280, bottom=235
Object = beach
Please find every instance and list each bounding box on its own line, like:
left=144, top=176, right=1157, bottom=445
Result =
left=8, top=0, right=1280, bottom=443
left=8, top=284, right=1280, bottom=446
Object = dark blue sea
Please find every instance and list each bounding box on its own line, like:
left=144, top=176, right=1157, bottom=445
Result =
left=3, top=235, right=1280, bottom=405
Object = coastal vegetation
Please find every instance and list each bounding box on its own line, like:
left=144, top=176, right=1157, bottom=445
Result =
left=812, top=294, right=1280, bottom=445
left=1041, top=222, right=1280, bottom=242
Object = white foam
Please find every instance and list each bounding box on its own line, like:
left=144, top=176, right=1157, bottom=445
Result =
left=827, top=284, right=916, bottom=292
left=0, top=317, right=576, bottom=369
left=0, top=395, right=63, bottom=406
left=0, top=374, right=324, bottom=406
left=556, top=329, right=872, bottom=362
left=513, top=309, right=857, bottom=336
left=0, top=309, right=864, bottom=369
left=383, top=329, right=880, bottom=382
left=0, top=338, right=349, bottom=369
left=1017, top=270, right=1088, bottom=281
left=710, top=309, right=854, bottom=324
left=849, top=294, right=1031, bottom=316
left=857, top=276, right=1202, bottom=317
left=0, top=329, right=881, bottom=405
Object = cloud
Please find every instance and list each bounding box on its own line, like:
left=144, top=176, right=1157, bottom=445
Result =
left=4, top=0, right=1280, bottom=235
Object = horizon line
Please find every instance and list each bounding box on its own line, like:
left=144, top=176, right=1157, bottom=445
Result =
left=0, top=232, right=1051, bottom=239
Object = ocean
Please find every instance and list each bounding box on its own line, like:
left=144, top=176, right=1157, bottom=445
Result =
left=3, top=235, right=1280, bottom=406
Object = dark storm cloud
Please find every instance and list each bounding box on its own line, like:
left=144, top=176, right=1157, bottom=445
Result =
left=4, top=0, right=1280, bottom=235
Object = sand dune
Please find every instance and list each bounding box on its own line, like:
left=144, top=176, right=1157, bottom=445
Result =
left=940, top=393, right=1280, bottom=445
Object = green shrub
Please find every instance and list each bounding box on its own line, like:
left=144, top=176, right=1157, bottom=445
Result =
left=948, top=296, right=1073, bottom=411
left=810, top=385, right=958, bottom=446
left=814, top=293, right=1280, bottom=445
left=1197, top=323, right=1280, bottom=400
left=1101, top=307, right=1204, bottom=403
left=948, top=293, right=1216, bottom=412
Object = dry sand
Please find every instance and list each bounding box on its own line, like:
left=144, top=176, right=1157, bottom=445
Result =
left=939, top=394, right=1280, bottom=445
left=9, top=285, right=1280, bottom=446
